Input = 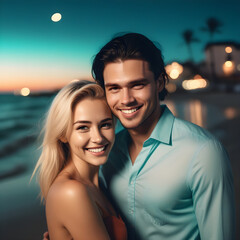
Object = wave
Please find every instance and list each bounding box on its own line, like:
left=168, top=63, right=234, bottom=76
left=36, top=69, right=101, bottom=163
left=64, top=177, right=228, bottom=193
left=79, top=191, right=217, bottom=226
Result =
left=0, top=122, right=35, bottom=136
left=0, top=164, right=27, bottom=180
left=0, top=134, right=37, bottom=158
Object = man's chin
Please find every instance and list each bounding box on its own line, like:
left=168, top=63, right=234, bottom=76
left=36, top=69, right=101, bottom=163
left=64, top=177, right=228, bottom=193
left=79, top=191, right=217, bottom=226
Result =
left=120, top=120, right=140, bottom=130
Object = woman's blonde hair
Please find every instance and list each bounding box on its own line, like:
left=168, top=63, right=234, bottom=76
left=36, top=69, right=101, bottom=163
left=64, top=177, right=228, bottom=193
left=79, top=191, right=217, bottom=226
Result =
left=32, top=80, right=105, bottom=201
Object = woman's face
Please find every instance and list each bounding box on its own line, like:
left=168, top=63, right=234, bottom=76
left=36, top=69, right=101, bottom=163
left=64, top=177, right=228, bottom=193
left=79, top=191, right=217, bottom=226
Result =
left=66, top=98, right=115, bottom=167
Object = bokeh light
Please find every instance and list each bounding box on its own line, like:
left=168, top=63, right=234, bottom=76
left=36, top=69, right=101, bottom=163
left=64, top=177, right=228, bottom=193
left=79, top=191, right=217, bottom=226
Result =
left=223, top=61, right=235, bottom=75
left=166, top=82, right=177, bottom=93
left=182, top=76, right=207, bottom=90
left=20, top=87, right=30, bottom=96
left=51, top=13, right=62, bottom=22
left=224, top=107, right=238, bottom=119
left=225, top=46, right=232, bottom=53
left=165, top=62, right=183, bottom=80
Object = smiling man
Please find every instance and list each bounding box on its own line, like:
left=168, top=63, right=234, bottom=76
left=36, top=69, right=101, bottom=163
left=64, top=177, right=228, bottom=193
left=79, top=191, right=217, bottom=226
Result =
left=92, top=33, right=236, bottom=240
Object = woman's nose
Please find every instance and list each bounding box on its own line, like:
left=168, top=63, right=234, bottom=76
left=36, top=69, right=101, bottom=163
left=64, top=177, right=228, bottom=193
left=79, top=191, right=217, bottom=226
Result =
left=91, top=128, right=103, bottom=143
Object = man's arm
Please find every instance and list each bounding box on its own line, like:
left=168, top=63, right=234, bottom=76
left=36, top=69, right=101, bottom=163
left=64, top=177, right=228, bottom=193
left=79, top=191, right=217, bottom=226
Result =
left=188, top=139, right=235, bottom=240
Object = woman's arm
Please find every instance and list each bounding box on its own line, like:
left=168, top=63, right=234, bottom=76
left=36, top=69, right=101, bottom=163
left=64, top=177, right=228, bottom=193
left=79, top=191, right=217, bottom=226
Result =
left=46, top=180, right=110, bottom=240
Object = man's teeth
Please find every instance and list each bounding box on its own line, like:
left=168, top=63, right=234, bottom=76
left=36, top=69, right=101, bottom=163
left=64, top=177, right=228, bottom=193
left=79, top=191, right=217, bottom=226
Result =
left=121, top=108, right=138, bottom=114
left=88, top=146, right=105, bottom=153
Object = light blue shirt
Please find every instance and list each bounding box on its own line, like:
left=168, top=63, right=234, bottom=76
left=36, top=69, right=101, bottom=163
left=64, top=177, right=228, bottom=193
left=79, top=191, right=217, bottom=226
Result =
left=100, top=105, right=235, bottom=240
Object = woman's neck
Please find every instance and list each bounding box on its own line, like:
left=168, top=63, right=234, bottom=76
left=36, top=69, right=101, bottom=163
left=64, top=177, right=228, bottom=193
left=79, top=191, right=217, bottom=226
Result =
left=64, top=158, right=100, bottom=188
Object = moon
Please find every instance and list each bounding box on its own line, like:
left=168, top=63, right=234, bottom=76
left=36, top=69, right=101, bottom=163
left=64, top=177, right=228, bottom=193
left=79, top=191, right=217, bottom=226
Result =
left=51, top=13, right=62, bottom=22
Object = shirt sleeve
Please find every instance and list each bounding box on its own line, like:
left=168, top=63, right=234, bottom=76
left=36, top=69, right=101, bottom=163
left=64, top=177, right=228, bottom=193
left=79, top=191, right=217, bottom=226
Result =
left=188, top=139, right=235, bottom=240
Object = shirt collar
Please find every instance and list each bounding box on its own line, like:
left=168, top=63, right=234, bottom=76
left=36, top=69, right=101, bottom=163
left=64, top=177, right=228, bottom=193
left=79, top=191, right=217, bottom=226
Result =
left=148, top=105, right=175, bottom=145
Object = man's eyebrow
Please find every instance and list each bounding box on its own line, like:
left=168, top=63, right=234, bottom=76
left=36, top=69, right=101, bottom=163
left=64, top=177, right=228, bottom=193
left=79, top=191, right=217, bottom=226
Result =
left=105, top=78, right=149, bottom=87
left=128, top=79, right=149, bottom=85
left=104, top=82, right=121, bottom=87
left=73, top=118, right=112, bottom=125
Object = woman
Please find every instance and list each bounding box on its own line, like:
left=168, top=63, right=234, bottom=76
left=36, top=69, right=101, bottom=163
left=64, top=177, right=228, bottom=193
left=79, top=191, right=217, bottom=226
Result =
left=32, top=80, right=127, bottom=240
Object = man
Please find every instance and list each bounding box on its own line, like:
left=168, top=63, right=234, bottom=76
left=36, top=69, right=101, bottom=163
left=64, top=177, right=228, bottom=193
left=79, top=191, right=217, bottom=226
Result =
left=44, top=33, right=235, bottom=239
left=92, top=33, right=235, bottom=240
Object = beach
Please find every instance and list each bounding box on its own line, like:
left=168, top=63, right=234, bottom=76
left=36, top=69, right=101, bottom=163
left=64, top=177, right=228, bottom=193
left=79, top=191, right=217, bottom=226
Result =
left=0, top=91, right=239, bottom=239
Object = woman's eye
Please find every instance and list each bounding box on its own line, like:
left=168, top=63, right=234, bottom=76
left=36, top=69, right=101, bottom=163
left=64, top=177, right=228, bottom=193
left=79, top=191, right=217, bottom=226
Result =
left=77, top=126, right=89, bottom=131
left=101, top=122, right=112, bottom=129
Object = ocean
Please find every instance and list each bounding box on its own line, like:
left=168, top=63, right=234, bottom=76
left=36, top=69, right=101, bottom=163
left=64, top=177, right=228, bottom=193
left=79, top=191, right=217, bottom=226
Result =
left=0, top=93, right=57, bottom=239
left=0, top=93, right=56, bottom=180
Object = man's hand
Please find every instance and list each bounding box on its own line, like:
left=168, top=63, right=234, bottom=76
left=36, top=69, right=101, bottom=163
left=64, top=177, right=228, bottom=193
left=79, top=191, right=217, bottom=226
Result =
left=42, top=231, right=49, bottom=240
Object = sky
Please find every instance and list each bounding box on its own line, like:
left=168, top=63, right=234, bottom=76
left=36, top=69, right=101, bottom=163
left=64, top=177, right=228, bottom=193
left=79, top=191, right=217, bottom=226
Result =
left=0, top=0, right=240, bottom=92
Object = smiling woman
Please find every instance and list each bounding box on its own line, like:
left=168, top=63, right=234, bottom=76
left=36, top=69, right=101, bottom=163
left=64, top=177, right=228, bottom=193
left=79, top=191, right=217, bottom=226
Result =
left=32, top=80, right=127, bottom=240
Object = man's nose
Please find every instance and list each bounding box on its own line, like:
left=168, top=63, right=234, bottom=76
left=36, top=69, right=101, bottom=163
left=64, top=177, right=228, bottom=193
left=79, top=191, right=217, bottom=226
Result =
left=121, top=88, right=134, bottom=105
left=91, top=127, right=103, bottom=143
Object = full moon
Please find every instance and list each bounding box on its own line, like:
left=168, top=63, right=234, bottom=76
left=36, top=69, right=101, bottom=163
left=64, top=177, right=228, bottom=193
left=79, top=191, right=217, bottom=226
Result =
left=51, top=13, right=62, bottom=22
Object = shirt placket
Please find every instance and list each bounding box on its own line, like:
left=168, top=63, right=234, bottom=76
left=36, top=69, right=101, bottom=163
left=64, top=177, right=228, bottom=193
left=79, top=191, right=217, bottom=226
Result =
left=127, top=143, right=153, bottom=238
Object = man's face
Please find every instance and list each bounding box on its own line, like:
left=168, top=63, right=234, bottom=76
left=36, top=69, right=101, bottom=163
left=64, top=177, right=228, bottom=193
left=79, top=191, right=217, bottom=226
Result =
left=103, top=59, right=162, bottom=130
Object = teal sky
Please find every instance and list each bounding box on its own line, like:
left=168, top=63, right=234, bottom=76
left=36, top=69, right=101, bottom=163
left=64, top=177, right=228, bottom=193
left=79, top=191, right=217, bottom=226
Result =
left=1, top=0, right=240, bottom=91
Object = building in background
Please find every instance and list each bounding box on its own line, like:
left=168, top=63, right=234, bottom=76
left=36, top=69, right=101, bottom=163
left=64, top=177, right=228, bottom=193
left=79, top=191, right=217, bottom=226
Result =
left=166, top=41, right=240, bottom=93
left=204, top=41, right=240, bottom=80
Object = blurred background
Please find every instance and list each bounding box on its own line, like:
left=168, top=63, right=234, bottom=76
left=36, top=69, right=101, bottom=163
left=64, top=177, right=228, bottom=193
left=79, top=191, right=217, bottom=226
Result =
left=0, top=0, right=239, bottom=239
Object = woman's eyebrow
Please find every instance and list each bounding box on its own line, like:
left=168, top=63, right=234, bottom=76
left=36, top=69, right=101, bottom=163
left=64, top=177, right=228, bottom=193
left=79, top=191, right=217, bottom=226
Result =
left=73, top=120, right=91, bottom=125
left=73, top=118, right=112, bottom=125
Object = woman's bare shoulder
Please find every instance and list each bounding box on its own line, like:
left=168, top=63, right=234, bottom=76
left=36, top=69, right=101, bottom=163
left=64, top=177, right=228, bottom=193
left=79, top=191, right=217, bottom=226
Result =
left=47, top=176, right=90, bottom=206
left=45, top=175, right=110, bottom=240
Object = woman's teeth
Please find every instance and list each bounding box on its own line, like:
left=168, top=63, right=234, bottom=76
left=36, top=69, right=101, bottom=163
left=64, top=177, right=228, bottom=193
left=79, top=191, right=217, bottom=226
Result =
left=87, top=146, right=105, bottom=153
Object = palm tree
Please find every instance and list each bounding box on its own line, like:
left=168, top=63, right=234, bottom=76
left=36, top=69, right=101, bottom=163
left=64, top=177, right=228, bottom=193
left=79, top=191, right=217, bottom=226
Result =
left=182, top=30, right=199, bottom=62
left=201, top=17, right=223, bottom=40
left=201, top=17, right=223, bottom=83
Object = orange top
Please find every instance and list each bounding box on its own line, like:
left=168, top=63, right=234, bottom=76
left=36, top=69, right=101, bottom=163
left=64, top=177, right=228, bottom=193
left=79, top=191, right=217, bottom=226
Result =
left=97, top=204, right=128, bottom=240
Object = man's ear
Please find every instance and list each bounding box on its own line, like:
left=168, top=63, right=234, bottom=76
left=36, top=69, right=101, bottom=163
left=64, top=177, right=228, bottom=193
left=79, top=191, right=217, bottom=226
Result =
left=156, top=75, right=164, bottom=93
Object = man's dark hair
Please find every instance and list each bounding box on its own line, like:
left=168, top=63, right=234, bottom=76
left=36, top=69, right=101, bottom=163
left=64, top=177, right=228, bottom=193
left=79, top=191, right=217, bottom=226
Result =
left=91, top=32, right=169, bottom=100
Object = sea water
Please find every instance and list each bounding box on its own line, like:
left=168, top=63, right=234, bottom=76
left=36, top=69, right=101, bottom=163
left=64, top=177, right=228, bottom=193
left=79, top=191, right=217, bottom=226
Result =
left=0, top=93, right=55, bottom=179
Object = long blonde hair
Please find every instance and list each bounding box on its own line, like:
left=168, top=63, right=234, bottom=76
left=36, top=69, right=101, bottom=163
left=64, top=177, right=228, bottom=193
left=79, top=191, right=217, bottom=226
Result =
left=32, top=80, right=105, bottom=201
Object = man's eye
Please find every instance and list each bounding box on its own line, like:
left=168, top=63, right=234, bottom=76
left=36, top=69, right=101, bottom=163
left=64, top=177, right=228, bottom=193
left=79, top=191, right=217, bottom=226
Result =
left=133, top=84, right=144, bottom=89
left=108, top=87, right=119, bottom=92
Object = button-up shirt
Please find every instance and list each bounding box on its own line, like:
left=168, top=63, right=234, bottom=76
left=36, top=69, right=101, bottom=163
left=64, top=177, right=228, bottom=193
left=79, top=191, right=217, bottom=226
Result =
left=100, top=105, right=235, bottom=240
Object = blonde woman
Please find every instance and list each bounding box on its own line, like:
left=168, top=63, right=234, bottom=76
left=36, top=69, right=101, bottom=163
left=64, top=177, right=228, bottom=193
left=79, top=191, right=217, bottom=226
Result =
left=32, top=80, right=127, bottom=240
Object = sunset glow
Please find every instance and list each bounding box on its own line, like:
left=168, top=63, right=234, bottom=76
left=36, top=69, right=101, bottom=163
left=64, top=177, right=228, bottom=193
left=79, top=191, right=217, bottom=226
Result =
left=20, top=87, right=30, bottom=96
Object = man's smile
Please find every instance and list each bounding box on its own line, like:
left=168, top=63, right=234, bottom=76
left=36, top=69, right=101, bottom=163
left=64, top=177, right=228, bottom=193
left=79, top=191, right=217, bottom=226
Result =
left=119, top=106, right=143, bottom=114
